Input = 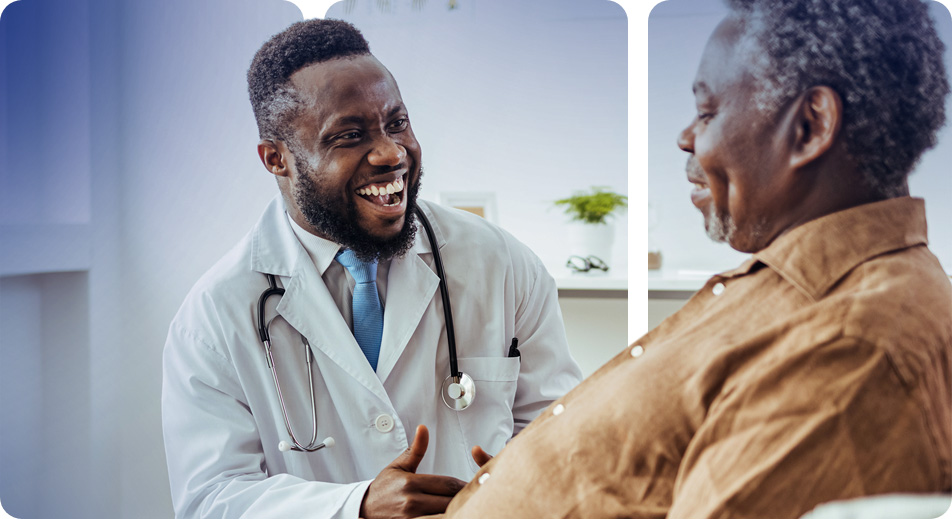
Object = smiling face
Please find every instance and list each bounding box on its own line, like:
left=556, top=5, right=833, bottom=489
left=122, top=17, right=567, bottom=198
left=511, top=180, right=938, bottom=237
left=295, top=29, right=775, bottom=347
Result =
left=677, top=18, right=802, bottom=253
left=282, top=55, right=423, bottom=260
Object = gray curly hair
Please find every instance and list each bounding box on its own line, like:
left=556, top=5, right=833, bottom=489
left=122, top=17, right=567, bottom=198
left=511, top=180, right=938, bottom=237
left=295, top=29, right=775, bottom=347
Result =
left=727, top=0, right=949, bottom=197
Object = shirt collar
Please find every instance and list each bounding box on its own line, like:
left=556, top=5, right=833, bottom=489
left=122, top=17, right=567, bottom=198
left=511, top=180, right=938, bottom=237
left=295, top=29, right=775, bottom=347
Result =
left=281, top=201, right=444, bottom=276
left=286, top=213, right=343, bottom=276
left=752, top=197, right=928, bottom=301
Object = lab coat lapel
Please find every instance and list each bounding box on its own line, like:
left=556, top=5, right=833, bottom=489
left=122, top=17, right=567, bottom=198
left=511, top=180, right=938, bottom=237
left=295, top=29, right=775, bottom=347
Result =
left=276, top=257, right=389, bottom=401
left=376, top=203, right=443, bottom=385
left=251, top=197, right=389, bottom=402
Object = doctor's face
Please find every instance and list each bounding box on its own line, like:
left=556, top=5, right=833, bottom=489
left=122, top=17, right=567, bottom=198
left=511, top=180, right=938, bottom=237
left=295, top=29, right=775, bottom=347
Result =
left=285, top=55, right=423, bottom=260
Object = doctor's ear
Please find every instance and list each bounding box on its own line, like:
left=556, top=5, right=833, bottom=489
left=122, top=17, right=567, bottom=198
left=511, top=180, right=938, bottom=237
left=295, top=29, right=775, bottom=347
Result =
left=258, top=139, right=292, bottom=178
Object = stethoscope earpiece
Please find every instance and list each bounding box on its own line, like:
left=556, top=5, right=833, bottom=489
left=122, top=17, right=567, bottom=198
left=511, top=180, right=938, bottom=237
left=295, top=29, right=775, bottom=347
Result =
left=278, top=437, right=334, bottom=453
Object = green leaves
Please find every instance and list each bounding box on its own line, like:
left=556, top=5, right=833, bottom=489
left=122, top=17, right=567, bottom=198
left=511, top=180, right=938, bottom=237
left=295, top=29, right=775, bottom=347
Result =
left=554, top=186, right=628, bottom=224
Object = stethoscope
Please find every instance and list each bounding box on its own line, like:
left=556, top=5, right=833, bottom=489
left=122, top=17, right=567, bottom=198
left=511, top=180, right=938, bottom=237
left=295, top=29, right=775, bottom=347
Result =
left=256, top=206, right=475, bottom=453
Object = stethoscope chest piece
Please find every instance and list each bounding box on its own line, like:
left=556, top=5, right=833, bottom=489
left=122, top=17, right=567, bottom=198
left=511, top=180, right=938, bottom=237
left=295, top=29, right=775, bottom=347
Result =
left=441, top=373, right=476, bottom=411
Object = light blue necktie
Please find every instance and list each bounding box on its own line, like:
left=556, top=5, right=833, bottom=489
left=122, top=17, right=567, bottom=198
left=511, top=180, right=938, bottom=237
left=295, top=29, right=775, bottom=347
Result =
left=335, top=250, right=383, bottom=371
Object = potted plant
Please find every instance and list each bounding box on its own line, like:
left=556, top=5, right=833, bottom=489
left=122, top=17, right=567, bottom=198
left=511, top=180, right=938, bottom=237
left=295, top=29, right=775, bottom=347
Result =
left=555, top=187, right=627, bottom=271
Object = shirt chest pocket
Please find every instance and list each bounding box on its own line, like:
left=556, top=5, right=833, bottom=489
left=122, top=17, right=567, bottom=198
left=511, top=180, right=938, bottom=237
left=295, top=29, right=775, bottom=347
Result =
left=454, top=356, right=521, bottom=472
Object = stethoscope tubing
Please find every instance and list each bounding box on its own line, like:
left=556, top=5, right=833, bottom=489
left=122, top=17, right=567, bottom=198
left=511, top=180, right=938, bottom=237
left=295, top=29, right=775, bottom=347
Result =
left=414, top=206, right=461, bottom=379
left=258, top=280, right=324, bottom=451
left=257, top=275, right=283, bottom=344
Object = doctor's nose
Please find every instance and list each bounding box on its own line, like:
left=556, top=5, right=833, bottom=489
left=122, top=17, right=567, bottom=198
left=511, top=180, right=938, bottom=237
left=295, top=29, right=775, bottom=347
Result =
left=367, top=136, right=406, bottom=167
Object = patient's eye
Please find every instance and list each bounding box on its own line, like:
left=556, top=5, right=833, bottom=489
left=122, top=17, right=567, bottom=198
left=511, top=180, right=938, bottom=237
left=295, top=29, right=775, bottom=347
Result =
left=388, top=118, right=409, bottom=133
left=340, top=131, right=361, bottom=139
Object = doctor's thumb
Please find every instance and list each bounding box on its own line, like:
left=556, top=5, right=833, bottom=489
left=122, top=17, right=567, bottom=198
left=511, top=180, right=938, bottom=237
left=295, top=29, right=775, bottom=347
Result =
left=392, top=424, right=429, bottom=474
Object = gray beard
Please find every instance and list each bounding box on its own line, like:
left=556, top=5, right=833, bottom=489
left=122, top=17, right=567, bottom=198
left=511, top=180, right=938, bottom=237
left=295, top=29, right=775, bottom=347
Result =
left=703, top=205, right=772, bottom=253
left=702, top=203, right=736, bottom=244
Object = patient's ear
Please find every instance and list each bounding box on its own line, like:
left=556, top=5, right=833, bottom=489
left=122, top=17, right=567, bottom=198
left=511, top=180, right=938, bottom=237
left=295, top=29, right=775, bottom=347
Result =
left=258, top=139, right=291, bottom=177
left=788, top=86, right=843, bottom=170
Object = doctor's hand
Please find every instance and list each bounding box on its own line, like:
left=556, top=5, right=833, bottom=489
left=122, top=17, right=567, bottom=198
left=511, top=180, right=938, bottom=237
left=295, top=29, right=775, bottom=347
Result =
left=360, top=425, right=467, bottom=519
left=470, top=446, right=493, bottom=468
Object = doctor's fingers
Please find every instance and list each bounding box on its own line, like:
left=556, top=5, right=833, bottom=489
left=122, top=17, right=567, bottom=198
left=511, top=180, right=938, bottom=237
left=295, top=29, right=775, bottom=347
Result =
left=393, top=492, right=457, bottom=518
left=392, top=425, right=430, bottom=473
left=406, top=473, right=467, bottom=496
left=470, top=445, right=493, bottom=467
left=363, top=480, right=459, bottom=519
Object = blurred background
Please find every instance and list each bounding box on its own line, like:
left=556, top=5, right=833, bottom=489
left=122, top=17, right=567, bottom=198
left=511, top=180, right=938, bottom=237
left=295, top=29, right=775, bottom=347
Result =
left=0, top=0, right=627, bottom=517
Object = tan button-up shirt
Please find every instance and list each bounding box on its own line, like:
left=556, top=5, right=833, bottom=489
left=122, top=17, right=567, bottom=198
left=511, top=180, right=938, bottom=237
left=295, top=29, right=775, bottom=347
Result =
left=429, top=197, right=952, bottom=519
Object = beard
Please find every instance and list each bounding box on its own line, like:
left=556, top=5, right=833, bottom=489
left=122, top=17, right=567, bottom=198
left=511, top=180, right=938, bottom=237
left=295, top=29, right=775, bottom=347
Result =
left=702, top=202, right=771, bottom=253
left=687, top=156, right=737, bottom=245
left=701, top=202, right=736, bottom=244
left=291, top=159, right=422, bottom=263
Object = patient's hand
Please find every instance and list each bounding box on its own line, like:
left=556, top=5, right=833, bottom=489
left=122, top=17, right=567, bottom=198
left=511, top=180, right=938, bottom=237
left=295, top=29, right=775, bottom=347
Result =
left=360, top=425, right=466, bottom=519
left=471, top=445, right=493, bottom=468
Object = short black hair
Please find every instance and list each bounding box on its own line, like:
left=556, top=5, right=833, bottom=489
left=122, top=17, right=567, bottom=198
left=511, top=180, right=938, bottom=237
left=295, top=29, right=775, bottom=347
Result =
left=726, top=0, right=949, bottom=197
left=247, top=19, right=371, bottom=142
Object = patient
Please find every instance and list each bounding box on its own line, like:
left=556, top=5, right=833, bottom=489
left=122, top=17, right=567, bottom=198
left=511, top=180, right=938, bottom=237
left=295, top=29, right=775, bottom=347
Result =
left=420, top=0, right=952, bottom=517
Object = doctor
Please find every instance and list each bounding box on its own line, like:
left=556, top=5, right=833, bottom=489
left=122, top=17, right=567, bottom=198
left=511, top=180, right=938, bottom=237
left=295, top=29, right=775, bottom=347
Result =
left=161, top=18, right=582, bottom=519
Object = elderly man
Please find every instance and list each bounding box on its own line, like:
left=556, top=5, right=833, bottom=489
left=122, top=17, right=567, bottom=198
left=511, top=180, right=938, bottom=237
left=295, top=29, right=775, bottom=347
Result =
left=424, top=0, right=952, bottom=518
left=161, top=19, right=582, bottom=519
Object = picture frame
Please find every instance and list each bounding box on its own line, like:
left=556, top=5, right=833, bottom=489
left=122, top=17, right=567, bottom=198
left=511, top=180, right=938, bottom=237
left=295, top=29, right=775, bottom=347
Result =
left=437, top=191, right=498, bottom=224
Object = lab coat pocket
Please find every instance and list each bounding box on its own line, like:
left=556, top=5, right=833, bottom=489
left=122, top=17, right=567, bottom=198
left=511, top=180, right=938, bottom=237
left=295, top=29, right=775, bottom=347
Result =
left=455, top=356, right=521, bottom=472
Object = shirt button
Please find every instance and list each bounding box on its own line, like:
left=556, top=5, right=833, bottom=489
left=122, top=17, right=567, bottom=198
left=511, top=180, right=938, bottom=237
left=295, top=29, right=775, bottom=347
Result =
left=478, top=473, right=491, bottom=485
left=552, top=404, right=565, bottom=416
left=631, top=345, right=645, bottom=358
left=712, top=282, right=725, bottom=296
left=374, top=414, right=394, bottom=433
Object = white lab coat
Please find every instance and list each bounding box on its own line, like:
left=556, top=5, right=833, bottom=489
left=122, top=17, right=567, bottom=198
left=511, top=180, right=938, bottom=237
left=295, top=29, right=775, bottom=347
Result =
left=162, top=197, right=582, bottom=519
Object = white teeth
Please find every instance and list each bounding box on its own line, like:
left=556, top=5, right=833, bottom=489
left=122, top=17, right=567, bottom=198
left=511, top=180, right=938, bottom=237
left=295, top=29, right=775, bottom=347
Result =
left=356, top=177, right=406, bottom=197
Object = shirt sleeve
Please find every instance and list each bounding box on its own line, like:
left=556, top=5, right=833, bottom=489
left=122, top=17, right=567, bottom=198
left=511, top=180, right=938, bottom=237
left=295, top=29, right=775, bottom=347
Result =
left=507, top=242, right=584, bottom=433
left=668, top=336, right=943, bottom=519
left=162, top=320, right=373, bottom=519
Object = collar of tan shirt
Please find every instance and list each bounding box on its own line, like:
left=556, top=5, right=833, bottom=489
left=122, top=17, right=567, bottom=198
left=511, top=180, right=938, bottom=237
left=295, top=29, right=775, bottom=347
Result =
left=722, top=197, right=930, bottom=302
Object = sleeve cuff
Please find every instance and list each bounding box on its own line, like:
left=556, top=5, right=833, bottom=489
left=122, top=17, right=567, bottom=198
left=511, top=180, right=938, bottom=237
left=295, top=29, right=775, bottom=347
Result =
left=342, top=479, right=374, bottom=519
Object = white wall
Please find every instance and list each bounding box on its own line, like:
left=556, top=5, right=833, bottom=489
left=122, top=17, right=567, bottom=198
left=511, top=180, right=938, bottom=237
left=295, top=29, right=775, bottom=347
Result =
left=560, top=295, right=628, bottom=375
left=0, top=273, right=92, bottom=519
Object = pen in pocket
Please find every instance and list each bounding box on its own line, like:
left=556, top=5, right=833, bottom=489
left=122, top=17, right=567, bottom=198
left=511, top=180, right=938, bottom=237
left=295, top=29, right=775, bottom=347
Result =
left=507, top=337, right=520, bottom=359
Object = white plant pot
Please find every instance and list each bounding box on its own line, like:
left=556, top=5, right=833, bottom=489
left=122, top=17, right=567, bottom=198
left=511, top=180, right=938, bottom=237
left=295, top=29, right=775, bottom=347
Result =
left=566, top=221, right=615, bottom=269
